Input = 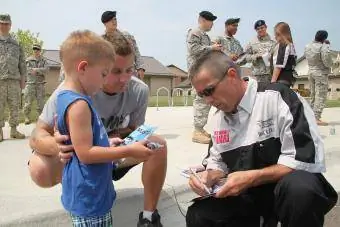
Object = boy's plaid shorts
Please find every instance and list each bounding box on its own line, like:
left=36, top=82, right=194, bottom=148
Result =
left=70, top=210, right=113, bottom=227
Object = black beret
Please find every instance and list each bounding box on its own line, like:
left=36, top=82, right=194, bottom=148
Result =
left=225, top=18, right=240, bottom=25
left=101, top=11, right=116, bottom=24
left=315, top=30, right=328, bottom=42
left=254, top=20, right=266, bottom=29
left=199, top=11, right=217, bottom=21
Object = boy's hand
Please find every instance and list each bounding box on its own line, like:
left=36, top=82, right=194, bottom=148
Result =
left=109, top=137, right=123, bottom=147
left=126, top=140, right=154, bottom=162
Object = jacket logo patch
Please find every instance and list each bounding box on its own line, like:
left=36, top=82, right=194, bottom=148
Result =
left=257, top=118, right=274, bottom=128
left=258, top=127, right=273, bottom=137
left=214, top=130, right=230, bottom=144
left=257, top=118, right=274, bottom=137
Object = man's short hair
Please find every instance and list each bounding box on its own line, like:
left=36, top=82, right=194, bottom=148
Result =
left=315, top=30, right=328, bottom=43
left=189, top=50, right=241, bottom=81
left=107, top=34, right=134, bottom=57
left=60, top=30, right=115, bottom=74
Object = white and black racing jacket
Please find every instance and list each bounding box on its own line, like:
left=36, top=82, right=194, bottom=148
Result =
left=205, top=77, right=325, bottom=174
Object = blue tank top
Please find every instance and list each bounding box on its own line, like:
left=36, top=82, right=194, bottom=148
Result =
left=56, top=90, right=116, bottom=217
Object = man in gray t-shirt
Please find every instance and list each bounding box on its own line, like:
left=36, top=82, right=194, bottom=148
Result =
left=41, top=76, right=148, bottom=137
left=28, top=38, right=166, bottom=226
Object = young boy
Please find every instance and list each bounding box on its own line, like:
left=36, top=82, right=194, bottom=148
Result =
left=56, top=30, right=152, bottom=226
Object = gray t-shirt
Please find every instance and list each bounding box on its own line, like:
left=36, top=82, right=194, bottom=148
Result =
left=39, top=77, right=149, bottom=134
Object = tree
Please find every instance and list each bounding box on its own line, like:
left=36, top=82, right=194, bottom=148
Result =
left=10, top=29, right=44, bottom=58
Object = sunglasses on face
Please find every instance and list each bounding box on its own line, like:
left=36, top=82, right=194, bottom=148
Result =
left=197, top=74, right=226, bottom=98
left=33, top=48, right=41, bottom=51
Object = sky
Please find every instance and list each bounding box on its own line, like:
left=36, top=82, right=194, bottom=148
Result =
left=2, top=0, right=340, bottom=70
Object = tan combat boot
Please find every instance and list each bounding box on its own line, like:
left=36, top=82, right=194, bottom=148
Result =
left=192, top=130, right=211, bottom=144
left=10, top=127, right=25, bottom=139
left=0, top=129, right=3, bottom=142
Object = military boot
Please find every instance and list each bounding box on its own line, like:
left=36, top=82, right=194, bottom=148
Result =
left=10, top=127, right=25, bottom=139
left=0, top=129, right=3, bottom=142
left=192, top=130, right=211, bottom=144
left=24, top=116, right=31, bottom=125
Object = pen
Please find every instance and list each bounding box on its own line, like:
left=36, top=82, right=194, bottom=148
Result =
left=189, top=168, right=211, bottom=194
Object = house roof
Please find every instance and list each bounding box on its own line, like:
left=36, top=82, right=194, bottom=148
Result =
left=42, top=50, right=174, bottom=77
left=143, top=56, right=174, bottom=77
left=43, top=49, right=61, bottom=67
left=167, top=64, right=188, bottom=78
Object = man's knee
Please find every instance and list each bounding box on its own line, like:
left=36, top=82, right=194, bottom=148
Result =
left=148, top=134, right=167, bottom=157
left=28, top=153, right=62, bottom=188
left=275, top=170, right=335, bottom=212
left=186, top=203, right=208, bottom=227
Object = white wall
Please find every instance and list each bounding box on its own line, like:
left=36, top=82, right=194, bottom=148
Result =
left=295, top=59, right=309, bottom=76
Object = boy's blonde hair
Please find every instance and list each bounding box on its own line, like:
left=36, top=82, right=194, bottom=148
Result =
left=60, top=30, right=115, bottom=74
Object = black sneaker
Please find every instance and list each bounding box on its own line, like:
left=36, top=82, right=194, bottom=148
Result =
left=137, top=210, right=163, bottom=227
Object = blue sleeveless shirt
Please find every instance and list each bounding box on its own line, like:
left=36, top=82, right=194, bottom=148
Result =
left=56, top=90, right=116, bottom=217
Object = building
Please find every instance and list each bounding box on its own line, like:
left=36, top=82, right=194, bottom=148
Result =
left=41, top=50, right=176, bottom=96
left=167, top=64, right=188, bottom=87
left=142, top=56, right=175, bottom=96
left=167, top=64, right=188, bottom=96
left=293, top=50, right=340, bottom=100
left=42, top=50, right=62, bottom=94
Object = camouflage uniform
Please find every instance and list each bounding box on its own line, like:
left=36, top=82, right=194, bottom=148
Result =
left=186, top=28, right=212, bottom=144
left=23, top=54, right=49, bottom=122
left=214, top=35, right=243, bottom=57
left=304, top=41, right=333, bottom=120
left=243, top=35, right=275, bottom=91
left=102, top=30, right=144, bottom=72
left=0, top=14, right=27, bottom=141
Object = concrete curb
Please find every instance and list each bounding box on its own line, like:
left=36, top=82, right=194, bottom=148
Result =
left=1, top=186, right=340, bottom=227
left=1, top=184, right=192, bottom=227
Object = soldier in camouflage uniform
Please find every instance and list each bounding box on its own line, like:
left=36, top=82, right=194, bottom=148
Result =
left=214, top=18, right=243, bottom=61
left=23, top=44, right=49, bottom=124
left=304, top=30, right=333, bottom=126
left=242, top=20, right=275, bottom=91
left=0, top=14, right=26, bottom=141
left=187, top=11, right=222, bottom=144
left=101, top=11, right=145, bottom=79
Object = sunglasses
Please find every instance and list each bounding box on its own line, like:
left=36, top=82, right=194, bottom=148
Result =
left=33, top=48, right=41, bottom=51
left=197, top=73, right=226, bottom=98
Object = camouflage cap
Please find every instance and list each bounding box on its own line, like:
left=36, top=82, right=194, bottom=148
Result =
left=225, top=18, right=240, bottom=25
left=32, top=43, right=42, bottom=50
left=0, top=14, right=11, bottom=24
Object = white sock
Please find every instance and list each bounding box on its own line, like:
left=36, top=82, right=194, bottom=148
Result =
left=143, top=210, right=154, bottom=221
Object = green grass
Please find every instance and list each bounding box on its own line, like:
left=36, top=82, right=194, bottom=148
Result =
left=326, top=99, right=340, bottom=108
left=3, top=95, right=339, bottom=124
left=148, top=95, right=194, bottom=107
